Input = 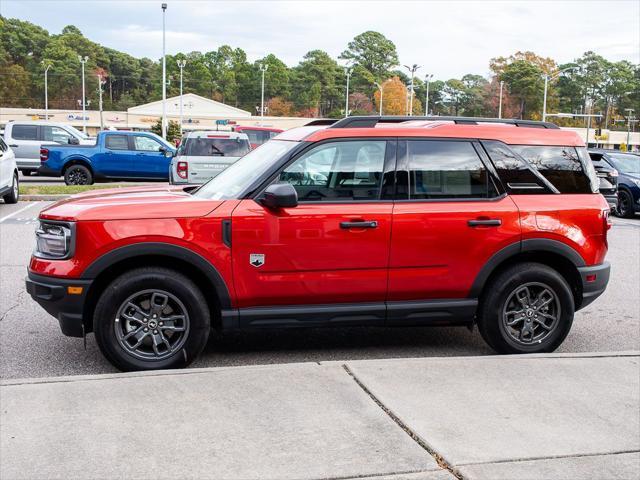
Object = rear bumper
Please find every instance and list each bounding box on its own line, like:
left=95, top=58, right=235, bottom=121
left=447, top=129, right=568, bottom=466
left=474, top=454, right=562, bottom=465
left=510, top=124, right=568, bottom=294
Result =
left=601, top=193, right=618, bottom=210
left=576, top=262, right=610, bottom=310
left=25, top=271, right=92, bottom=337
left=37, top=165, right=62, bottom=177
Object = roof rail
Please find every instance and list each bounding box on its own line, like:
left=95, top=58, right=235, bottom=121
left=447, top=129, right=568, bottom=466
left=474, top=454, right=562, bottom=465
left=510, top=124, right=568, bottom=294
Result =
left=329, top=116, right=560, bottom=130
left=305, top=119, right=339, bottom=126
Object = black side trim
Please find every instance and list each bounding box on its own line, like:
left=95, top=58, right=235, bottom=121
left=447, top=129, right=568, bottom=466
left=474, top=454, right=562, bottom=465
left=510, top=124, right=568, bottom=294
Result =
left=521, top=239, right=585, bottom=267
left=82, top=242, right=231, bottom=309
left=468, top=242, right=521, bottom=298
left=238, top=303, right=386, bottom=328
left=386, top=299, right=477, bottom=326
left=221, top=219, right=232, bottom=247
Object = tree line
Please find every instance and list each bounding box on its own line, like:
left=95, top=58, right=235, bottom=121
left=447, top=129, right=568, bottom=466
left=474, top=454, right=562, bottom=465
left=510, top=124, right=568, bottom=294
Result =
left=1, top=16, right=638, bottom=128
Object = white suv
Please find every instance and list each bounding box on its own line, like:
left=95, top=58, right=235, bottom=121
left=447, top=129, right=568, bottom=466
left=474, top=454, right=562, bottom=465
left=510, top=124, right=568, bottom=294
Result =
left=0, top=137, right=19, bottom=203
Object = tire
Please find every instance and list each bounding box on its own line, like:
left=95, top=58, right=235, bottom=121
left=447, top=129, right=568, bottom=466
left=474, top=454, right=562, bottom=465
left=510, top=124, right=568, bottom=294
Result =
left=2, top=172, right=19, bottom=204
left=477, top=262, right=574, bottom=354
left=64, top=164, right=93, bottom=185
left=617, top=190, right=635, bottom=218
left=93, top=267, right=210, bottom=371
left=20, top=169, right=35, bottom=176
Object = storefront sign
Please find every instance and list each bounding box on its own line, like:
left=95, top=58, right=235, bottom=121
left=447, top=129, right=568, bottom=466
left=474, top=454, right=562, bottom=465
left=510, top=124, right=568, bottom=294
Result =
left=67, top=114, right=90, bottom=121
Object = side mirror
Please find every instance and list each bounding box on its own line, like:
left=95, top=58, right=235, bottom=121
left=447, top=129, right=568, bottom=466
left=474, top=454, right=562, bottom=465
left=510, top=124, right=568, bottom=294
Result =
left=261, top=183, right=298, bottom=209
left=159, top=147, right=173, bottom=157
left=68, top=137, right=80, bottom=145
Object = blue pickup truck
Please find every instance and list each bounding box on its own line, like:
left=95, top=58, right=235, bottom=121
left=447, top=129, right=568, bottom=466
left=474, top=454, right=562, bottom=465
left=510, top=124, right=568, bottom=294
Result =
left=39, top=131, right=176, bottom=185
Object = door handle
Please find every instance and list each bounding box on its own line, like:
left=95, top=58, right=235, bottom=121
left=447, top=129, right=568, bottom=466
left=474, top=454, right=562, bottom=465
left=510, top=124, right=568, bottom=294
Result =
left=468, top=218, right=502, bottom=227
left=340, top=220, right=378, bottom=229
left=9, top=145, right=18, bottom=148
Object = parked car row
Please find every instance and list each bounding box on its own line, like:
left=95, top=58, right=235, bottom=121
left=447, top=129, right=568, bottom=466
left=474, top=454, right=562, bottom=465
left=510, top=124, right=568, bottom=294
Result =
left=589, top=149, right=640, bottom=218
left=3, top=120, right=282, bottom=186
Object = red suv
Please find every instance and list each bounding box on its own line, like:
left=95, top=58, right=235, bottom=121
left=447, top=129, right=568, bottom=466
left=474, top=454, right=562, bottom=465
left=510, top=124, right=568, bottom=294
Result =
left=26, top=116, right=611, bottom=371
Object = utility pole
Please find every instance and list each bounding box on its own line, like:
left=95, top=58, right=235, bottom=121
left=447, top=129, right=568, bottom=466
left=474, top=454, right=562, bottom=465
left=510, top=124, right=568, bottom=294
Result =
left=177, top=59, right=186, bottom=136
left=259, top=63, right=268, bottom=117
left=543, top=66, right=579, bottom=122
left=498, top=80, right=504, bottom=119
left=374, top=81, right=385, bottom=116
left=97, top=74, right=106, bottom=130
left=161, top=3, right=167, bottom=139
left=42, top=61, right=52, bottom=120
left=78, top=56, right=89, bottom=133
left=424, top=74, right=433, bottom=116
left=625, top=108, right=635, bottom=150
left=343, top=66, right=352, bottom=118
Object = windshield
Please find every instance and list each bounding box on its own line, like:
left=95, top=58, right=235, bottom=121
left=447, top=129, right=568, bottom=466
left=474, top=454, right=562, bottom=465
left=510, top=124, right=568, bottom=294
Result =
left=66, top=125, right=90, bottom=140
left=180, top=137, right=250, bottom=157
left=193, top=140, right=299, bottom=200
left=609, top=153, right=640, bottom=174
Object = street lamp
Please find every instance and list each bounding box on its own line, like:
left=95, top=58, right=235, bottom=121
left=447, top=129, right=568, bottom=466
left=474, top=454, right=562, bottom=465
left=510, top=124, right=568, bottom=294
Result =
left=343, top=65, right=352, bottom=118
left=97, top=74, right=106, bottom=130
left=498, top=80, right=504, bottom=119
left=625, top=108, right=635, bottom=150
left=78, top=56, right=89, bottom=133
left=177, top=59, right=186, bottom=136
left=374, top=81, right=386, bottom=116
left=161, top=3, right=168, bottom=139
left=259, top=63, right=269, bottom=117
left=424, top=74, right=433, bottom=116
left=403, top=64, right=420, bottom=116
left=42, top=61, right=52, bottom=120
left=542, top=66, right=579, bottom=122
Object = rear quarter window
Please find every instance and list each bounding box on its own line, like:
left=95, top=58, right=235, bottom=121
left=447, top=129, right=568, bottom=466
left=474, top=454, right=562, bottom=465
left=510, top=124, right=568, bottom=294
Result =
left=511, top=145, right=597, bottom=194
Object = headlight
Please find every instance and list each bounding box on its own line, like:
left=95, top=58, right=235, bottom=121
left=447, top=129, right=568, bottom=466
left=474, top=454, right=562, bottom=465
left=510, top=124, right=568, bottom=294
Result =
left=35, top=221, right=74, bottom=259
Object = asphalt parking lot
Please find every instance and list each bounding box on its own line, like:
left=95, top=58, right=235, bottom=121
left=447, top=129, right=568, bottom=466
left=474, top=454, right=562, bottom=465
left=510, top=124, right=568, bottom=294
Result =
left=1, top=201, right=638, bottom=379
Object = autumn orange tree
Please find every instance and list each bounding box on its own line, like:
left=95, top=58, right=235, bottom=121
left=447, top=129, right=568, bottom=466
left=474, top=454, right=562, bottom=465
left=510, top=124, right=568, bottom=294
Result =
left=374, top=77, right=423, bottom=115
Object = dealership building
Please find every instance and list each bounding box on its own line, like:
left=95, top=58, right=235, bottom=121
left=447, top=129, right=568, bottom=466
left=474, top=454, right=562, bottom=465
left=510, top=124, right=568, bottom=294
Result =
left=0, top=93, right=310, bottom=135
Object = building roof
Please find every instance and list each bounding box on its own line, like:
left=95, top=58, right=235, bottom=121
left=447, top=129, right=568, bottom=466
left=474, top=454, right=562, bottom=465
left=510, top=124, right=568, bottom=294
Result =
left=127, top=93, right=251, bottom=118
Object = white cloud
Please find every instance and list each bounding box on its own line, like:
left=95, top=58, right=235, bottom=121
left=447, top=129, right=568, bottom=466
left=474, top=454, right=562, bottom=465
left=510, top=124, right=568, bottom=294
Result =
left=2, top=0, right=638, bottom=78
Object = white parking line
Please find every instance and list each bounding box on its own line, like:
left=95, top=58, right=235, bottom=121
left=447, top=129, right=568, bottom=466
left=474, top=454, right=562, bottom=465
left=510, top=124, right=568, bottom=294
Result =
left=0, top=202, right=38, bottom=223
left=612, top=219, right=640, bottom=227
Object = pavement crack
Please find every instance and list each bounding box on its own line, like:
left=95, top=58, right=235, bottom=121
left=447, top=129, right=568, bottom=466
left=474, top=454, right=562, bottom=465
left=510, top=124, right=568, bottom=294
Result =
left=456, top=449, right=640, bottom=467
left=342, top=364, right=465, bottom=480
left=0, top=289, right=26, bottom=322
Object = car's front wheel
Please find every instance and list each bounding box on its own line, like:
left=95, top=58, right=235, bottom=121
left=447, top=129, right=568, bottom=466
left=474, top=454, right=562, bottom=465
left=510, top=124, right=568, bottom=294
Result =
left=93, top=267, right=210, bottom=371
left=478, top=262, right=574, bottom=354
left=2, top=172, right=19, bottom=204
left=617, top=190, right=635, bottom=218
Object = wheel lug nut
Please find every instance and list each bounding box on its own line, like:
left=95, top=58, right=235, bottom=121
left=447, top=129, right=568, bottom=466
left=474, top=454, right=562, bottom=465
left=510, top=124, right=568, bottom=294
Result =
left=159, top=322, right=163, bottom=326
left=144, top=327, right=149, bottom=332
left=153, top=330, right=158, bottom=334
left=153, top=315, right=157, bottom=318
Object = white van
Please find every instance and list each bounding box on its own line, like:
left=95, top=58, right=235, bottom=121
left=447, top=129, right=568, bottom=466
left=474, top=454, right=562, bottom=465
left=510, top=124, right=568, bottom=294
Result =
left=3, top=121, right=94, bottom=175
left=170, top=131, right=251, bottom=185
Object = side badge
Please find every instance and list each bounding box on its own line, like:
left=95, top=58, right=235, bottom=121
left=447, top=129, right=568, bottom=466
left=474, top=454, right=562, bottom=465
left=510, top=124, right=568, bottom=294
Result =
left=250, top=253, right=265, bottom=268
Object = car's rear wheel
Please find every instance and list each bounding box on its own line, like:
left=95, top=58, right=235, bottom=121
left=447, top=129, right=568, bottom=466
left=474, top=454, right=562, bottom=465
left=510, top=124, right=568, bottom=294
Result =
left=478, top=262, right=574, bottom=354
left=2, top=172, right=19, bottom=204
left=617, top=190, right=635, bottom=218
left=64, top=164, right=93, bottom=185
left=93, top=267, right=210, bottom=371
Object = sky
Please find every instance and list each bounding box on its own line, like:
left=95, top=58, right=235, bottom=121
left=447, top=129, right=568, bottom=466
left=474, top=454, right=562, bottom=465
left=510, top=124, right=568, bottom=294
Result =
left=1, top=0, right=639, bottom=79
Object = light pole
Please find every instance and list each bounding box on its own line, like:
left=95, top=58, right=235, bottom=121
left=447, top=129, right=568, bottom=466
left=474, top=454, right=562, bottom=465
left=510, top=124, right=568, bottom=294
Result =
left=259, top=63, right=268, bottom=117
left=78, top=55, right=89, bottom=133
left=542, top=66, right=578, bottom=122
left=424, top=74, right=433, bottom=116
left=374, top=81, right=385, bottom=116
left=161, top=3, right=168, bottom=139
left=625, top=108, right=635, bottom=150
left=498, top=80, right=504, bottom=119
left=403, top=64, right=420, bottom=116
left=97, top=74, right=106, bottom=130
left=343, top=66, right=352, bottom=118
left=42, top=61, right=52, bottom=120
left=177, top=59, right=186, bottom=136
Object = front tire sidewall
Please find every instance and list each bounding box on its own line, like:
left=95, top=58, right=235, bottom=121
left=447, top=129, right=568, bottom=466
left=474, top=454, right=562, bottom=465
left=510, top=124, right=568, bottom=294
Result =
left=94, top=268, right=210, bottom=371
left=479, top=264, right=574, bottom=354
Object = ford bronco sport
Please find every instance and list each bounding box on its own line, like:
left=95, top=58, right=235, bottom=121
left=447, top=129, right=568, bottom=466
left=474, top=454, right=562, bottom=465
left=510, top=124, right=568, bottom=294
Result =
left=26, top=116, right=611, bottom=371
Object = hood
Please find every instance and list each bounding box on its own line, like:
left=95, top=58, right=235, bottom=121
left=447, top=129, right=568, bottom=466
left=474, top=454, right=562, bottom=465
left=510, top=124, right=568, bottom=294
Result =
left=40, top=185, right=223, bottom=222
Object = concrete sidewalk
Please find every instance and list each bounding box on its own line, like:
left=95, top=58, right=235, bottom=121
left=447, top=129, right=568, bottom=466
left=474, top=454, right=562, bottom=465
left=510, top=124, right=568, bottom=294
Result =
left=1, top=352, right=639, bottom=480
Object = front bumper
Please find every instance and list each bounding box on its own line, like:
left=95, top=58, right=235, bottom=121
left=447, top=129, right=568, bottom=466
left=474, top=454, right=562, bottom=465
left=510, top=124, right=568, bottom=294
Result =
left=25, top=271, right=93, bottom=337
left=576, top=262, right=610, bottom=310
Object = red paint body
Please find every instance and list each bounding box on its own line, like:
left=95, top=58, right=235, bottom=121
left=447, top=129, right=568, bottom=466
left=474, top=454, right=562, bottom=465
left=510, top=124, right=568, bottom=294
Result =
left=29, top=122, right=610, bottom=310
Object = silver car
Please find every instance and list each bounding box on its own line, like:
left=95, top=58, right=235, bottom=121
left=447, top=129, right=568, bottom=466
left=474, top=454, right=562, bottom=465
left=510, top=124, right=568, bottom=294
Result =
left=170, top=131, right=251, bottom=185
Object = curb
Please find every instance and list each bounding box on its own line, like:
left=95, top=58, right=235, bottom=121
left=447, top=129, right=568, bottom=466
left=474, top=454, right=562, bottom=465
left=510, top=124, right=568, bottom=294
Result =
left=20, top=195, right=70, bottom=201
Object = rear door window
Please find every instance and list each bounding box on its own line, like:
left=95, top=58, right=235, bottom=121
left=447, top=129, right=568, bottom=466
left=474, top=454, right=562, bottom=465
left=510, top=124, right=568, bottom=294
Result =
left=511, top=145, right=594, bottom=194
left=405, top=140, right=496, bottom=199
left=12, top=125, right=39, bottom=141
left=105, top=135, right=129, bottom=150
